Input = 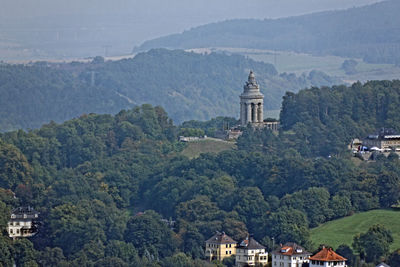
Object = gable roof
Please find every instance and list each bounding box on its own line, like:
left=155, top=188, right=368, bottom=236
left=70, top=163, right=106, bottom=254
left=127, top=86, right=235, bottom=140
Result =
left=11, top=206, right=39, bottom=220
left=237, top=236, right=265, bottom=250
left=272, top=242, right=311, bottom=256
left=205, top=232, right=237, bottom=244
left=309, top=247, right=347, bottom=262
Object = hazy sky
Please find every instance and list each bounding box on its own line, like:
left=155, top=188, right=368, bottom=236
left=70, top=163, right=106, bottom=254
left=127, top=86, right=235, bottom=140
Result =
left=0, top=0, right=384, bottom=58
left=2, top=0, right=383, bottom=22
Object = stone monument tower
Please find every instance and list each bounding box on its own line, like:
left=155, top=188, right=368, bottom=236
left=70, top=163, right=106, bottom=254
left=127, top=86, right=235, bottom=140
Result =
left=240, top=71, right=264, bottom=126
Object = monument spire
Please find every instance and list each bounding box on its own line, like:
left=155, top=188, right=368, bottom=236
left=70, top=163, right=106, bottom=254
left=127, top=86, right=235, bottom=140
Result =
left=248, top=70, right=257, bottom=85
left=240, top=71, right=264, bottom=126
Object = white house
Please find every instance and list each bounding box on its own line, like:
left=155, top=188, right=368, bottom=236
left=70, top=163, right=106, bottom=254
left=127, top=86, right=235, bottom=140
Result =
left=7, top=207, right=39, bottom=238
left=309, top=247, right=347, bottom=267
left=236, top=236, right=268, bottom=267
left=271, top=242, right=311, bottom=267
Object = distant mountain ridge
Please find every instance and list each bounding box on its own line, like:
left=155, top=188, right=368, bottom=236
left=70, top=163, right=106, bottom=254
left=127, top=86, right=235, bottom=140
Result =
left=134, top=0, right=400, bottom=65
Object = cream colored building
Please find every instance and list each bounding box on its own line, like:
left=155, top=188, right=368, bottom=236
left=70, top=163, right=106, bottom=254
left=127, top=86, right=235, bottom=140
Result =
left=8, top=207, right=39, bottom=238
left=272, top=243, right=311, bottom=267
left=205, top=232, right=237, bottom=261
left=236, top=236, right=268, bottom=267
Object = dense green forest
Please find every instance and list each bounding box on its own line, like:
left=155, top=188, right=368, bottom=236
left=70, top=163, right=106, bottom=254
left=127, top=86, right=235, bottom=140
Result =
left=0, top=49, right=340, bottom=132
left=135, top=0, right=400, bottom=65
left=280, top=80, right=400, bottom=156
left=0, top=80, right=399, bottom=266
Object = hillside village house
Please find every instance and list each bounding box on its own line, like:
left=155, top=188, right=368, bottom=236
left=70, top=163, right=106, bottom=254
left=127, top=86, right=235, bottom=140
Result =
left=309, top=247, right=347, bottom=267
left=236, top=236, right=268, bottom=267
left=205, top=232, right=237, bottom=261
left=362, top=128, right=400, bottom=151
left=8, top=207, right=39, bottom=238
left=271, top=242, right=311, bottom=267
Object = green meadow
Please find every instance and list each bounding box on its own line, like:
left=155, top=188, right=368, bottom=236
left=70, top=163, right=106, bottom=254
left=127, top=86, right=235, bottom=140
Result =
left=311, top=209, right=400, bottom=251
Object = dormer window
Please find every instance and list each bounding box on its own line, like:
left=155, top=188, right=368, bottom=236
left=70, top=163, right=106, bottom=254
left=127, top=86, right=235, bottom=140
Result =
left=11, top=214, right=16, bottom=219
left=296, top=249, right=303, bottom=253
left=281, top=248, right=290, bottom=253
left=23, top=214, right=27, bottom=219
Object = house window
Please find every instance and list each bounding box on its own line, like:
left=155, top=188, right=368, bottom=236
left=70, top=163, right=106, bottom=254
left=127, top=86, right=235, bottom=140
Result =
left=226, top=251, right=228, bottom=254
left=9, top=229, right=13, bottom=234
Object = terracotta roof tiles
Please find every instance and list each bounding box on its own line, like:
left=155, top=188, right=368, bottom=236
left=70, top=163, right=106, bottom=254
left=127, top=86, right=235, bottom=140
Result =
left=309, top=247, right=347, bottom=262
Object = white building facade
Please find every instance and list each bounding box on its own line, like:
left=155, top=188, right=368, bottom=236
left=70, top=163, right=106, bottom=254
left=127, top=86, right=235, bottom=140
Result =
left=7, top=207, right=39, bottom=238
left=309, top=247, right=347, bottom=267
left=272, top=243, right=311, bottom=267
left=236, top=236, right=268, bottom=267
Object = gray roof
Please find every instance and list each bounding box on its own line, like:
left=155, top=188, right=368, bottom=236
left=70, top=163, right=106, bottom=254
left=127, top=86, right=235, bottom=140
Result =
left=11, top=207, right=39, bottom=220
left=376, top=263, right=390, bottom=267
left=366, top=128, right=400, bottom=140
left=237, top=236, right=265, bottom=250
left=272, top=242, right=311, bottom=256
left=205, top=232, right=237, bottom=244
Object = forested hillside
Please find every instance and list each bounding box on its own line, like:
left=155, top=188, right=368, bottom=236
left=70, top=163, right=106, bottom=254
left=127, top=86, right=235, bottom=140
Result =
left=0, top=80, right=399, bottom=266
left=0, top=49, right=340, bottom=132
left=135, top=0, right=400, bottom=65
left=280, top=80, right=400, bottom=156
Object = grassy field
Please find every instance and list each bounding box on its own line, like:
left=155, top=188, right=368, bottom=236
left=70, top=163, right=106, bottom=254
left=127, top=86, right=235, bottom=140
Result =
left=180, top=138, right=236, bottom=159
left=311, top=209, right=400, bottom=250
left=208, top=47, right=400, bottom=83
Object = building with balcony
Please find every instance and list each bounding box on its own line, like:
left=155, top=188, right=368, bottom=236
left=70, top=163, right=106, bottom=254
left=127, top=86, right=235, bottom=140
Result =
left=272, top=242, right=311, bottom=267
left=7, top=207, right=39, bottom=238
left=236, top=236, right=268, bottom=267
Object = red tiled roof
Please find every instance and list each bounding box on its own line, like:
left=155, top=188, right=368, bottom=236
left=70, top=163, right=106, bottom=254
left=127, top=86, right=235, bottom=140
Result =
left=309, top=247, right=347, bottom=262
